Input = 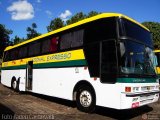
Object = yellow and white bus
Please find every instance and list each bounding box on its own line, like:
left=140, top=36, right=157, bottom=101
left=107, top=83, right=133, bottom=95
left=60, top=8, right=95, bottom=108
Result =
left=1, top=13, right=159, bottom=112
left=154, top=50, right=160, bottom=83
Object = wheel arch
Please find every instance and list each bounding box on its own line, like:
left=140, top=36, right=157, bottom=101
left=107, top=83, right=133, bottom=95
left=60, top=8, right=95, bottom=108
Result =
left=73, top=80, right=96, bottom=102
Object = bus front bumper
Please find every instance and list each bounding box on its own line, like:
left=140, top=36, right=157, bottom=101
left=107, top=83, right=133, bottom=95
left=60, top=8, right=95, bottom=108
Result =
left=120, top=91, right=160, bottom=109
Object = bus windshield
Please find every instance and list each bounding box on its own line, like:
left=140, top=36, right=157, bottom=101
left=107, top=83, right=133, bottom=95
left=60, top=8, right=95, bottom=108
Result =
left=120, top=40, right=156, bottom=76
left=119, top=18, right=153, bottom=47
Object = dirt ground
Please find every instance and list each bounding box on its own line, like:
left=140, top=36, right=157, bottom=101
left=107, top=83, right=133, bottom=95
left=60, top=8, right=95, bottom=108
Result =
left=0, top=84, right=160, bottom=120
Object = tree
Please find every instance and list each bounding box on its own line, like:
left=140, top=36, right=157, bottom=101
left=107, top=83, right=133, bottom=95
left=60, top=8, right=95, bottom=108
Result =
left=0, top=24, right=12, bottom=58
left=66, top=12, right=86, bottom=25
left=142, top=22, right=160, bottom=49
left=87, top=11, right=100, bottom=18
left=47, top=18, right=64, bottom=32
left=12, top=35, right=24, bottom=45
left=26, top=23, right=41, bottom=39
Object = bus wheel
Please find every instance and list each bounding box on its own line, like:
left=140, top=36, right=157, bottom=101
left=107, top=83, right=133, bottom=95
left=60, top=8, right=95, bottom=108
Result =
left=11, top=79, right=17, bottom=90
left=76, top=85, right=96, bottom=113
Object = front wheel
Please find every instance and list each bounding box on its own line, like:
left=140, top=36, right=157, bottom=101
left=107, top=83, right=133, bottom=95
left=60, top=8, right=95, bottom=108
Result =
left=76, top=85, right=96, bottom=113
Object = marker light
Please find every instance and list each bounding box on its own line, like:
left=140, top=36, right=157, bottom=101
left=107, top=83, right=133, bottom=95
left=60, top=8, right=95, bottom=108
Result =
left=125, top=87, right=131, bottom=92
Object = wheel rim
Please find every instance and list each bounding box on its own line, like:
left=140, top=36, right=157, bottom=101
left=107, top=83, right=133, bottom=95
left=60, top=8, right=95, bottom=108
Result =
left=13, top=81, right=17, bottom=89
left=80, top=90, right=92, bottom=107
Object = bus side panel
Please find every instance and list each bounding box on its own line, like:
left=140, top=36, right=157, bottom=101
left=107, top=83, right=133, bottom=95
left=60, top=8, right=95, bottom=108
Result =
left=1, top=70, right=20, bottom=87
left=31, top=67, right=122, bottom=109
left=18, top=69, right=26, bottom=91
left=31, top=67, right=89, bottom=100
left=95, top=83, right=121, bottom=109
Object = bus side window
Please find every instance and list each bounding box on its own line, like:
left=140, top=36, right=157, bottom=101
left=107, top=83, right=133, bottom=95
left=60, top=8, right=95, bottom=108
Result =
left=50, top=37, right=59, bottom=52
left=60, top=29, right=84, bottom=50
left=3, top=51, right=9, bottom=62
left=19, top=46, right=28, bottom=59
left=10, top=49, right=18, bottom=60
left=42, top=38, right=50, bottom=54
left=28, top=41, right=41, bottom=57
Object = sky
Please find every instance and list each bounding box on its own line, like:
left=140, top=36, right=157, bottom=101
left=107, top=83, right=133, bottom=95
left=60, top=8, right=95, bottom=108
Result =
left=0, top=0, right=160, bottom=40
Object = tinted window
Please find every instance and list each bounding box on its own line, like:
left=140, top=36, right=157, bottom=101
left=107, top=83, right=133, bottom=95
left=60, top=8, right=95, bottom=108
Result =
left=10, top=49, right=19, bottom=60
left=42, top=38, right=51, bottom=54
left=121, top=18, right=153, bottom=47
left=60, top=29, right=84, bottom=50
left=3, top=51, right=10, bottom=62
left=19, top=46, right=28, bottom=58
left=101, top=40, right=118, bottom=83
left=28, top=41, right=41, bottom=56
left=84, top=43, right=100, bottom=77
left=41, top=36, right=59, bottom=54
left=84, top=17, right=117, bottom=44
left=71, top=29, right=84, bottom=47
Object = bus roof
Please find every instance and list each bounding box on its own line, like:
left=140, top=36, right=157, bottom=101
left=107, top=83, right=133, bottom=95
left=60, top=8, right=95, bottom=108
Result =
left=5, top=13, right=149, bottom=51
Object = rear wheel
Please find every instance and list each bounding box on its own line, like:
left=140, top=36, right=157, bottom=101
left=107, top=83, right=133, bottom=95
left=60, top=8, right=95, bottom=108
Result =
left=11, top=79, right=17, bottom=90
left=76, top=85, right=96, bottom=113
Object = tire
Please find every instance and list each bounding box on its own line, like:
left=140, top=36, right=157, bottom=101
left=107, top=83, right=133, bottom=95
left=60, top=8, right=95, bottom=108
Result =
left=16, top=79, right=20, bottom=92
left=11, top=79, right=17, bottom=90
left=76, top=85, right=96, bottom=113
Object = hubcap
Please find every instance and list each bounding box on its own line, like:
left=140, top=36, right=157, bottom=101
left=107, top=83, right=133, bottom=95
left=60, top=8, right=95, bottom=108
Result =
left=80, top=90, right=92, bottom=107
left=13, top=81, right=17, bottom=89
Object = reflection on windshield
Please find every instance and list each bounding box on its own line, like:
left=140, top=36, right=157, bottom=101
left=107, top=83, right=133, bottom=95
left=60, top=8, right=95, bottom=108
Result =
left=120, top=40, right=156, bottom=75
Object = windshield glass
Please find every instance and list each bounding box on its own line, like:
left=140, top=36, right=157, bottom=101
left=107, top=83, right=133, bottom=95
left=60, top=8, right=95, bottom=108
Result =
left=120, top=40, right=156, bottom=76
left=119, top=18, right=153, bottom=48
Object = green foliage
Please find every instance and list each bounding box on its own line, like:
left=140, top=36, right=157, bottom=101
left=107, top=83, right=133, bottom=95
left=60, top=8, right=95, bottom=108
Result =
left=66, top=11, right=100, bottom=25
left=26, top=23, right=41, bottom=40
left=0, top=24, right=12, bottom=58
left=142, top=22, right=160, bottom=49
left=87, top=11, right=100, bottom=18
left=12, top=35, right=25, bottom=45
left=47, top=18, right=64, bottom=32
left=66, top=12, right=86, bottom=25
left=46, top=11, right=100, bottom=32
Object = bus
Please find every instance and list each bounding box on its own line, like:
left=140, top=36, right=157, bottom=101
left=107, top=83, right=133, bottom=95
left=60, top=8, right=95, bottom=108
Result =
left=154, top=50, right=160, bottom=84
left=1, top=13, right=159, bottom=113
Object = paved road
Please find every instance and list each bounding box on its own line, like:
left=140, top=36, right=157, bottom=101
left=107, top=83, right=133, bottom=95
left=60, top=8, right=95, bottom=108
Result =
left=0, top=84, right=159, bottom=120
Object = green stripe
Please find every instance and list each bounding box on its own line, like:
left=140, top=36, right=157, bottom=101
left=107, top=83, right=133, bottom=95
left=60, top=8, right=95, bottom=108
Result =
left=117, top=78, right=157, bottom=83
left=33, top=59, right=87, bottom=68
left=1, top=59, right=87, bottom=70
left=1, top=65, right=26, bottom=70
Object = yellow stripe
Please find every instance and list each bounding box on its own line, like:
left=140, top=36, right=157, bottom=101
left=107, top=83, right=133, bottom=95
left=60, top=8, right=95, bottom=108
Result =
left=155, top=67, right=160, bottom=74
left=154, top=50, right=160, bottom=53
left=5, top=13, right=149, bottom=51
left=2, top=49, right=85, bottom=68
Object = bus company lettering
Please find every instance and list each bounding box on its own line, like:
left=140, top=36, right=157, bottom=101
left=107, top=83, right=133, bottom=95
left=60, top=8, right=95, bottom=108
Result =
left=47, top=53, right=71, bottom=61
left=3, top=62, right=8, bottom=67
left=33, top=58, right=45, bottom=62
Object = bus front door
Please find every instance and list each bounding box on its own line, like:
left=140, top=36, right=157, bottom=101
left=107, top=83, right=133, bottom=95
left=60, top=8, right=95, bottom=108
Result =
left=26, top=61, right=33, bottom=91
